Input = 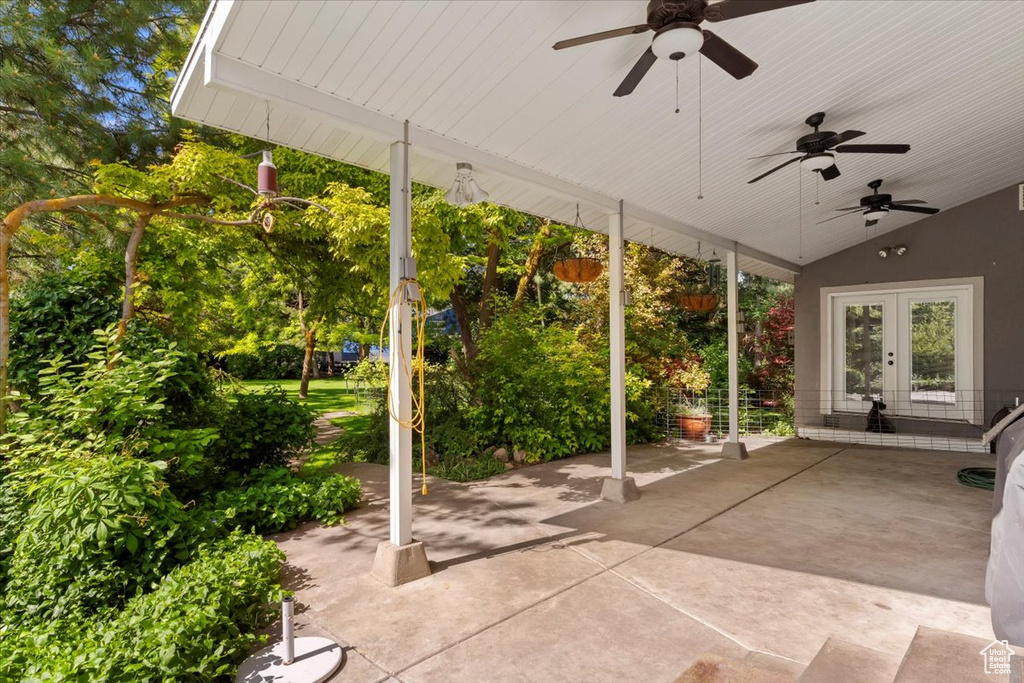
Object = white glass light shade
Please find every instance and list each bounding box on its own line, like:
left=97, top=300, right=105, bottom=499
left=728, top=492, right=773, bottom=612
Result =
left=467, top=177, right=489, bottom=204
left=864, top=208, right=889, bottom=221
left=444, top=163, right=488, bottom=207
left=800, top=153, right=835, bottom=172
left=651, top=25, right=704, bottom=60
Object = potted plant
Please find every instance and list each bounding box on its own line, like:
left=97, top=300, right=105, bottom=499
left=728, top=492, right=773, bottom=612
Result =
left=672, top=396, right=713, bottom=440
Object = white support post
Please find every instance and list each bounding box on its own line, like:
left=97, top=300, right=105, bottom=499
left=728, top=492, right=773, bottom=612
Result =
left=371, top=125, right=430, bottom=585
left=388, top=137, right=413, bottom=546
left=723, top=247, right=749, bottom=460
left=601, top=201, right=639, bottom=503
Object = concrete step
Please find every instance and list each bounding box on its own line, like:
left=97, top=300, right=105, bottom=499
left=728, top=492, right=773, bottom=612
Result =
left=798, top=638, right=902, bottom=683
left=892, top=626, right=1009, bottom=683
left=676, top=653, right=800, bottom=683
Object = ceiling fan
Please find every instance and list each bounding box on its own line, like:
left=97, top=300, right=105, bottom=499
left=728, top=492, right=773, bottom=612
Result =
left=552, top=0, right=816, bottom=97
left=748, top=112, right=911, bottom=184
left=819, top=179, right=940, bottom=228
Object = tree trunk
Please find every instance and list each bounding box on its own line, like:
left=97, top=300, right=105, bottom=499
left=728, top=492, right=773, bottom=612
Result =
left=513, top=220, right=550, bottom=310
left=0, top=193, right=218, bottom=436
left=359, top=343, right=370, bottom=360
left=301, top=328, right=316, bottom=398
left=478, top=230, right=501, bottom=332
left=298, top=291, right=314, bottom=400
left=115, top=212, right=153, bottom=345
left=327, top=350, right=336, bottom=376
left=450, top=283, right=478, bottom=360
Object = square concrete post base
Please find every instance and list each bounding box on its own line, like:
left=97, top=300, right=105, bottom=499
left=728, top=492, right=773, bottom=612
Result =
left=601, top=476, right=640, bottom=503
left=371, top=540, right=431, bottom=587
left=721, top=441, right=749, bottom=460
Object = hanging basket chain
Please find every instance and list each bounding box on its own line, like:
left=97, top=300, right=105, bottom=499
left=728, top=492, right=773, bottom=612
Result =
left=552, top=203, right=603, bottom=284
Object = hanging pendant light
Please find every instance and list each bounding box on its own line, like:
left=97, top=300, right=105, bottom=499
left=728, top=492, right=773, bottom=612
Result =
left=445, top=163, right=489, bottom=207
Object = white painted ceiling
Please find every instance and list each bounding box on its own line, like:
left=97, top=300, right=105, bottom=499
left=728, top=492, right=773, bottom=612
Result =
left=173, top=0, right=1024, bottom=280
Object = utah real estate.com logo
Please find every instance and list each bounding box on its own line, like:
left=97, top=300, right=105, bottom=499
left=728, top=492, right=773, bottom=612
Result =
left=980, top=639, right=1015, bottom=675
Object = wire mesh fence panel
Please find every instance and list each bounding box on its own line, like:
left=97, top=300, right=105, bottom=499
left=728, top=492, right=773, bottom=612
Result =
left=656, top=387, right=1021, bottom=451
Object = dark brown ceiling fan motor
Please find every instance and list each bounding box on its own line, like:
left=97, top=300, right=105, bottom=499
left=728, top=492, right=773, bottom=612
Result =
left=819, top=178, right=941, bottom=228
left=747, top=112, right=912, bottom=184
left=552, top=0, right=817, bottom=97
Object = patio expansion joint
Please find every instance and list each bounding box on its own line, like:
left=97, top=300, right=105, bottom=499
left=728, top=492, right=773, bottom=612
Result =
left=308, top=447, right=845, bottom=678
left=290, top=607, right=400, bottom=683
left=599, top=446, right=848, bottom=662
left=453, top=447, right=846, bottom=666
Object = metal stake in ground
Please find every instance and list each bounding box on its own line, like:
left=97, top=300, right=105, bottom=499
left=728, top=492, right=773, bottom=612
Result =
left=235, top=596, right=342, bottom=683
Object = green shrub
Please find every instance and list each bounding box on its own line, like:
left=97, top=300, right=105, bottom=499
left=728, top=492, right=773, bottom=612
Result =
left=0, top=531, right=284, bottom=682
left=8, top=263, right=121, bottom=394
left=7, top=332, right=222, bottom=494
left=472, top=313, right=610, bottom=460
left=4, top=456, right=190, bottom=622
left=210, top=388, right=316, bottom=473
left=197, top=467, right=361, bottom=535
left=223, top=343, right=304, bottom=380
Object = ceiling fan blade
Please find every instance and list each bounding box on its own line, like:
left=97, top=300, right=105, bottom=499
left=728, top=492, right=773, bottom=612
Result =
left=820, top=164, right=841, bottom=181
left=553, top=24, right=650, bottom=50
left=704, top=0, right=816, bottom=22
left=888, top=204, right=940, bottom=214
left=865, top=219, right=879, bottom=228
left=613, top=47, right=658, bottom=97
left=822, top=130, right=866, bottom=148
left=700, top=30, right=758, bottom=79
left=835, top=143, right=911, bottom=154
left=747, top=155, right=801, bottom=183
left=747, top=151, right=800, bottom=160
left=818, top=210, right=863, bottom=225
left=890, top=199, right=926, bottom=205
left=834, top=206, right=862, bottom=211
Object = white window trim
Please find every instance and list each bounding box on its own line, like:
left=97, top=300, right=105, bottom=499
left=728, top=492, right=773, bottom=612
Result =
left=819, top=276, right=984, bottom=425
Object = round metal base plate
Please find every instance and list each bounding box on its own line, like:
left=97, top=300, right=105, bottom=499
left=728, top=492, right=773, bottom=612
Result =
left=235, top=636, right=343, bottom=683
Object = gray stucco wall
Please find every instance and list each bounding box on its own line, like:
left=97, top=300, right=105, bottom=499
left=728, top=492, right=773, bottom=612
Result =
left=794, top=183, right=1024, bottom=430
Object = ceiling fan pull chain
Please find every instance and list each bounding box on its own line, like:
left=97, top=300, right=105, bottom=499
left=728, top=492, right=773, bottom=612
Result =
left=697, top=55, right=703, bottom=200
left=798, top=170, right=803, bottom=260
left=815, top=172, right=819, bottom=205
left=674, top=59, right=680, bottom=114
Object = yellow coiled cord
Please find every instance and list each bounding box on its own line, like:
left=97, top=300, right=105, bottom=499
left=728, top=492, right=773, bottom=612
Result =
left=379, top=279, right=429, bottom=495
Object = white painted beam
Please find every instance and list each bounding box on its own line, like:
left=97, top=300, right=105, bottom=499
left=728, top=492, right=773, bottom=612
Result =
left=193, top=51, right=802, bottom=277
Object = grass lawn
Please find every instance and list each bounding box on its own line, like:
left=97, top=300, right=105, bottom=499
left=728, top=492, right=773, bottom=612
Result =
left=241, top=378, right=375, bottom=416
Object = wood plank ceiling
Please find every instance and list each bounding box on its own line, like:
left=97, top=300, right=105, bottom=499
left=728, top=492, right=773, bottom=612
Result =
left=174, top=1, right=1024, bottom=280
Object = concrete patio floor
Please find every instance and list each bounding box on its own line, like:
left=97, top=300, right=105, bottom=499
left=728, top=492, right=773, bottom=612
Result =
left=271, top=438, right=997, bottom=682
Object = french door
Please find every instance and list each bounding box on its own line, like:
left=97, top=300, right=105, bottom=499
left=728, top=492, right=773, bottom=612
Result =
left=830, top=285, right=975, bottom=422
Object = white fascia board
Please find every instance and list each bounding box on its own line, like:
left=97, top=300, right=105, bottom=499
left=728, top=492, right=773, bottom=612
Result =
left=198, top=50, right=801, bottom=275
left=170, top=0, right=236, bottom=115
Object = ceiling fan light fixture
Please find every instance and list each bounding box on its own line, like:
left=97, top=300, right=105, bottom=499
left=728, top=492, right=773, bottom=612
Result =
left=445, top=162, right=488, bottom=207
left=651, top=23, right=704, bottom=60
left=864, top=208, right=889, bottom=221
left=800, top=153, right=835, bottom=172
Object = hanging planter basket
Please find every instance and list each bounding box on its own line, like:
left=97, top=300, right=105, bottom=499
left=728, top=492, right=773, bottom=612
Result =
left=678, top=292, right=719, bottom=312
left=553, top=257, right=603, bottom=284
left=551, top=203, right=604, bottom=284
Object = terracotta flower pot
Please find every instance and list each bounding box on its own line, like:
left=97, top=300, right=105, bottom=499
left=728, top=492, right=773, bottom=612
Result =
left=676, top=414, right=712, bottom=440
left=553, top=257, right=603, bottom=283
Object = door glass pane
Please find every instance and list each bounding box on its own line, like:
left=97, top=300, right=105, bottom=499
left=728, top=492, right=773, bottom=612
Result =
left=910, top=300, right=956, bottom=405
left=844, top=304, right=883, bottom=401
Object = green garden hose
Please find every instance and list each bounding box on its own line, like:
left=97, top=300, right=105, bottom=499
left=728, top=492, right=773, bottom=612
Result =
left=957, top=467, right=996, bottom=491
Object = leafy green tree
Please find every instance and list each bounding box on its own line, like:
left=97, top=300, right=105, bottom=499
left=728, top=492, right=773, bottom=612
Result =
left=0, top=0, right=205, bottom=205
